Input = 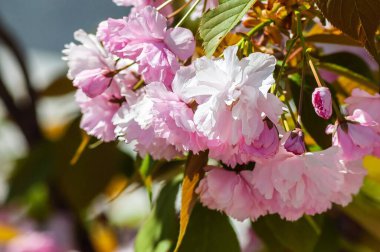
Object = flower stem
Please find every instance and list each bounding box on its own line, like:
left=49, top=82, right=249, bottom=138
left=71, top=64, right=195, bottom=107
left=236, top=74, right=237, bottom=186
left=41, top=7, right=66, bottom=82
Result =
left=295, top=10, right=306, bottom=127
left=307, top=56, right=345, bottom=122
left=115, top=61, right=136, bottom=74
left=236, top=19, right=273, bottom=47
left=167, top=0, right=193, bottom=19
left=202, top=0, right=209, bottom=13
left=175, top=0, right=202, bottom=28
left=272, top=35, right=298, bottom=94
left=157, top=0, right=173, bottom=11
left=133, top=79, right=145, bottom=91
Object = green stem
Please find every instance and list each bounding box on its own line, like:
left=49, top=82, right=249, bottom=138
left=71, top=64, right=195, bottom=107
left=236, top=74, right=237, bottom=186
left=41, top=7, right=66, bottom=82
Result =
left=295, top=11, right=306, bottom=127
left=272, top=35, right=298, bottom=94
left=202, top=0, right=209, bottom=13
left=175, top=0, right=202, bottom=28
left=278, top=86, right=298, bottom=128
left=236, top=19, right=273, bottom=47
left=115, top=61, right=136, bottom=74
left=305, top=215, right=321, bottom=235
left=133, top=79, right=145, bottom=91
left=157, top=0, right=173, bottom=11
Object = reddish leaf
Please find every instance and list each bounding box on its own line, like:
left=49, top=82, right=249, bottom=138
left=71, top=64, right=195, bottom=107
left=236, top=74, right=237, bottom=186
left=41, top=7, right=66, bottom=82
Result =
left=174, top=151, right=209, bottom=252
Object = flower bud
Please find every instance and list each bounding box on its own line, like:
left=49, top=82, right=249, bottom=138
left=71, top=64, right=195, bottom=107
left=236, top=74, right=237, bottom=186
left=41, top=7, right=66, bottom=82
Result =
left=73, top=68, right=112, bottom=98
left=284, top=128, right=306, bottom=155
left=312, top=87, right=332, bottom=119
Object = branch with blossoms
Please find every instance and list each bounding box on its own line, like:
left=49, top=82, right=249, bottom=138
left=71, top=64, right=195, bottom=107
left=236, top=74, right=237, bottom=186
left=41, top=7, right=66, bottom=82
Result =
left=63, top=0, right=380, bottom=250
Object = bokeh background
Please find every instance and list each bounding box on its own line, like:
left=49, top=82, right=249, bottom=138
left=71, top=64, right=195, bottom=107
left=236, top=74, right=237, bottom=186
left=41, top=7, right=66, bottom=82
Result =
left=0, top=1, right=145, bottom=251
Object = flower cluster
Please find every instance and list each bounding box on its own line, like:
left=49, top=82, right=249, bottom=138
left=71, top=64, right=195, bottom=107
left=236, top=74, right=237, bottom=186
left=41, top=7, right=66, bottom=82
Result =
left=63, top=1, right=373, bottom=222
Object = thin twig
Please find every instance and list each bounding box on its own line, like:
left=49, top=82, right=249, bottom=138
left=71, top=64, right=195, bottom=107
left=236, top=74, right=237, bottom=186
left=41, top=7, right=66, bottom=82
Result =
left=167, top=0, right=193, bottom=19
left=175, top=0, right=202, bottom=28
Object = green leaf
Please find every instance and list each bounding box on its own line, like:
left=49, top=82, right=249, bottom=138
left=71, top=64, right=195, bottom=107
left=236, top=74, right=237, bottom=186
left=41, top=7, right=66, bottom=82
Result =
left=53, top=119, right=134, bottom=211
left=135, top=177, right=181, bottom=252
left=139, top=155, right=154, bottom=203
left=253, top=214, right=321, bottom=252
left=7, top=141, right=56, bottom=201
left=319, top=52, right=374, bottom=81
left=313, top=217, right=340, bottom=252
left=316, top=0, right=380, bottom=64
left=178, top=203, right=240, bottom=252
left=318, top=62, right=378, bottom=91
left=343, top=191, right=380, bottom=241
left=199, top=0, right=257, bottom=57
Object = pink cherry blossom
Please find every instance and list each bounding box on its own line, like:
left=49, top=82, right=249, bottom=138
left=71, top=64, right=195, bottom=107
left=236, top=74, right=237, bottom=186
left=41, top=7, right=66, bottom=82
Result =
left=73, top=68, right=112, bottom=98
left=136, top=82, right=207, bottom=153
left=326, top=109, right=380, bottom=161
left=345, top=88, right=380, bottom=127
left=172, top=46, right=283, bottom=146
left=97, top=6, right=195, bottom=87
left=63, top=29, right=137, bottom=97
left=113, top=87, right=186, bottom=160
left=251, top=146, right=366, bottom=221
left=207, top=119, right=280, bottom=167
left=6, top=232, right=61, bottom=252
left=75, top=82, right=124, bottom=142
left=196, top=167, right=267, bottom=221
left=312, top=87, right=332, bottom=119
left=331, top=159, right=367, bottom=206
left=63, top=29, right=113, bottom=80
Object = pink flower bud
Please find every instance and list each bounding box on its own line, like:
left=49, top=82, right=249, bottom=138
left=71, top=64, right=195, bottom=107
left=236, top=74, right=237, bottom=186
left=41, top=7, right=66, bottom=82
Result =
left=73, top=68, right=112, bottom=98
left=312, top=87, right=332, bottom=119
left=284, top=128, right=306, bottom=155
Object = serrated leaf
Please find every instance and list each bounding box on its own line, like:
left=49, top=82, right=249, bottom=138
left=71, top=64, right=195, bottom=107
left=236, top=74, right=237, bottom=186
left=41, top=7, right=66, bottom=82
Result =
left=174, top=151, right=209, bottom=252
left=316, top=0, right=380, bottom=64
left=200, top=0, right=257, bottom=57
left=135, top=177, right=181, bottom=252
left=178, top=203, right=240, bottom=252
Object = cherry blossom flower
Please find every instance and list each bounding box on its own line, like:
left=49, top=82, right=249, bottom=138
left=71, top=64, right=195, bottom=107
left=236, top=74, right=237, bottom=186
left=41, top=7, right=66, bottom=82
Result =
left=345, top=88, right=380, bottom=128
left=97, top=6, right=195, bottom=87
left=172, top=46, right=282, bottom=146
left=63, top=29, right=137, bottom=98
left=312, top=87, right=332, bottom=119
left=251, top=146, right=366, bottom=221
left=326, top=109, right=380, bottom=161
left=113, top=87, right=187, bottom=160
left=207, top=118, right=280, bottom=166
left=196, top=167, right=267, bottom=221
left=75, top=86, right=121, bottom=142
